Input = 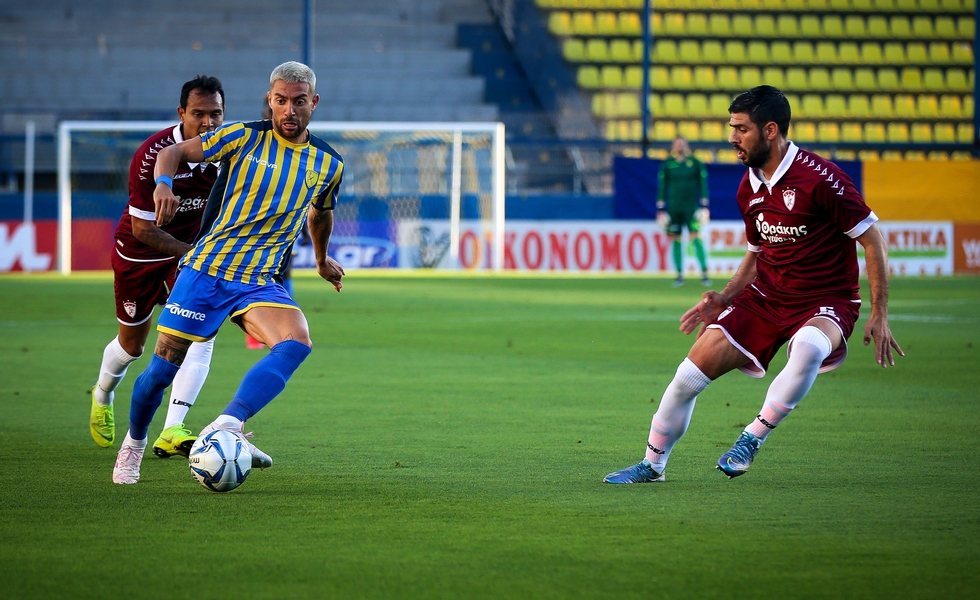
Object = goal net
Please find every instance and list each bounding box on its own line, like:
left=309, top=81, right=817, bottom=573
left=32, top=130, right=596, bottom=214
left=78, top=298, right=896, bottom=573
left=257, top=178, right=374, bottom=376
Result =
left=56, top=121, right=505, bottom=274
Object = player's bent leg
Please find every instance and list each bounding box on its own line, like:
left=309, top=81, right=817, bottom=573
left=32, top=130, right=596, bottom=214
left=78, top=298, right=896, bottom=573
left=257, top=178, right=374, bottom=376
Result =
left=153, top=339, right=215, bottom=458
left=90, top=331, right=145, bottom=447
left=113, top=433, right=147, bottom=484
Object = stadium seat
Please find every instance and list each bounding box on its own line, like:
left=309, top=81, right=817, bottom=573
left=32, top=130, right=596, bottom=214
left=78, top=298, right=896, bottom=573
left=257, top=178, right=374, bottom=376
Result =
left=770, top=41, right=792, bottom=63
left=710, top=93, right=732, bottom=116
left=901, top=67, right=924, bottom=92
left=946, top=68, right=970, bottom=92
left=740, top=66, right=763, bottom=88
left=825, top=94, right=848, bottom=117
left=867, top=16, right=889, bottom=40
left=808, top=0, right=830, bottom=10
left=601, top=65, right=625, bottom=88
left=792, top=41, right=816, bottom=64
left=852, top=0, right=875, bottom=8
left=845, top=16, right=868, bottom=38
left=904, top=151, right=927, bottom=160
left=854, top=68, right=877, bottom=91
left=664, top=12, right=686, bottom=36
left=777, top=15, right=800, bottom=38
left=549, top=12, right=573, bottom=36
left=957, top=17, right=974, bottom=40
left=578, top=66, right=601, bottom=88
left=801, top=94, right=826, bottom=118
left=785, top=67, right=809, bottom=91
left=939, top=93, right=963, bottom=118
left=610, top=39, right=635, bottom=63
left=572, top=11, right=597, bottom=35
left=816, top=42, right=838, bottom=64
left=912, top=16, right=936, bottom=39
left=586, top=39, right=610, bottom=62
left=809, top=67, right=831, bottom=90
left=715, top=148, right=739, bottom=164
left=906, top=43, right=928, bottom=63
left=596, top=11, right=619, bottom=35
left=817, top=122, right=841, bottom=143
left=848, top=94, right=872, bottom=118
left=648, top=93, right=663, bottom=117
left=655, top=40, right=679, bottom=63
left=592, top=92, right=613, bottom=118
left=687, top=13, right=709, bottom=37
left=748, top=41, right=770, bottom=63
left=678, top=40, right=701, bottom=63
left=878, top=68, right=900, bottom=91
left=832, top=68, right=855, bottom=91
left=678, top=120, right=701, bottom=141
left=800, top=15, right=822, bottom=37
left=859, top=149, right=881, bottom=161
left=864, top=123, right=887, bottom=143
left=887, top=122, right=910, bottom=143
left=794, top=121, right=817, bottom=142
left=923, top=68, right=946, bottom=91
left=701, top=121, right=726, bottom=142
left=933, top=122, right=957, bottom=143
left=701, top=40, right=724, bottom=63
left=873, top=0, right=896, bottom=11
left=860, top=42, right=884, bottom=64
left=755, top=14, right=777, bottom=37
left=893, top=94, right=917, bottom=117
left=871, top=94, right=895, bottom=118
left=928, top=42, right=952, bottom=64
left=890, top=16, right=912, bottom=39
left=687, top=93, right=710, bottom=117
left=934, top=16, right=957, bottom=38
left=732, top=14, right=754, bottom=37
left=956, top=123, right=973, bottom=144
left=625, top=66, right=644, bottom=88
left=926, top=151, right=950, bottom=160
left=823, top=15, right=845, bottom=38
left=663, top=93, right=686, bottom=117
left=939, top=0, right=963, bottom=11
left=896, top=0, right=917, bottom=11
left=616, top=93, right=642, bottom=117
left=839, top=43, right=860, bottom=64
left=564, top=39, right=587, bottom=62
left=920, top=0, right=942, bottom=10
left=709, top=13, right=732, bottom=37
left=883, top=43, right=906, bottom=63
left=693, top=149, right=715, bottom=164
left=618, top=12, right=642, bottom=36
left=670, top=66, right=695, bottom=90
left=723, top=41, right=748, bottom=65
left=964, top=94, right=973, bottom=117
left=952, top=42, right=973, bottom=64
left=763, top=67, right=786, bottom=89
left=909, top=123, right=932, bottom=144
left=650, top=65, right=671, bottom=89
left=717, top=66, right=739, bottom=89
left=653, top=120, right=677, bottom=141
left=693, top=66, right=718, bottom=90
left=841, top=122, right=864, bottom=142
left=917, top=94, right=940, bottom=118
left=783, top=0, right=806, bottom=10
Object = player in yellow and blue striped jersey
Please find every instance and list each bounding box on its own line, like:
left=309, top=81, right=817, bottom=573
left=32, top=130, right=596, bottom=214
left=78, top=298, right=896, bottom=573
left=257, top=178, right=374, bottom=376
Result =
left=112, top=61, right=346, bottom=485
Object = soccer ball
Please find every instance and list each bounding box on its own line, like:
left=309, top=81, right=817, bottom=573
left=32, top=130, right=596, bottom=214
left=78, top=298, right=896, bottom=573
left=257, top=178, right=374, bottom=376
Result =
left=188, top=429, right=252, bottom=492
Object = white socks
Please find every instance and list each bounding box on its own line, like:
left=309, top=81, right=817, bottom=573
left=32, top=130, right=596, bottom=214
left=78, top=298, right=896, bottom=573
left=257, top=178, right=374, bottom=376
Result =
left=745, top=326, right=833, bottom=441
left=94, top=337, right=140, bottom=406
left=645, top=358, right=712, bottom=471
left=214, top=414, right=243, bottom=431
left=163, top=338, right=214, bottom=428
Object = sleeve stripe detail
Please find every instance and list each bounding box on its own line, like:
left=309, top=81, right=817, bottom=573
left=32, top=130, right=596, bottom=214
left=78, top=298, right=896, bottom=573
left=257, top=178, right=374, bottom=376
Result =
left=128, top=206, right=156, bottom=221
left=844, top=211, right=879, bottom=239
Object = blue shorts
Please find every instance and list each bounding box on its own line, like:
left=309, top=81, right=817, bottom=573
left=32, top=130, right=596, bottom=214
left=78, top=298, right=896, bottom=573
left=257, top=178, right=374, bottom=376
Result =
left=157, top=268, right=299, bottom=342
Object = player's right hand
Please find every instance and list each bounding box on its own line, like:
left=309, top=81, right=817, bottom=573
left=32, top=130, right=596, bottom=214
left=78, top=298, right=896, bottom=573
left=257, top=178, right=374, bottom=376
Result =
left=153, top=183, right=180, bottom=226
left=318, top=256, right=346, bottom=292
left=679, top=291, right=729, bottom=338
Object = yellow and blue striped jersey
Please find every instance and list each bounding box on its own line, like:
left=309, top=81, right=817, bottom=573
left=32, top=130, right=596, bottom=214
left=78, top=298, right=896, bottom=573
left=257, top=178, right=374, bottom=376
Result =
left=181, top=120, right=343, bottom=284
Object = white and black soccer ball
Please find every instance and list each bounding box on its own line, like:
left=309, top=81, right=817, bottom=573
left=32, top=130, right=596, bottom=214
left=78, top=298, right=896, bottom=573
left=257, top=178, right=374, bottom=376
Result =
left=188, top=429, right=252, bottom=492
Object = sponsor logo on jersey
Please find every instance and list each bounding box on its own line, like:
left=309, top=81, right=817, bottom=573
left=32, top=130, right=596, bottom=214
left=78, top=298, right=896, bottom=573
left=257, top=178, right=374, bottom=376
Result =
left=174, top=172, right=194, bottom=179
left=123, top=301, right=137, bottom=318
left=755, top=212, right=808, bottom=244
left=749, top=196, right=765, bottom=207
left=173, top=196, right=207, bottom=213
left=245, top=154, right=277, bottom=169
left=718, top=305, right=735, bottom=320
left=782, top=189, right=796, bottom=211
left=164, top=302, right=206, bottom=321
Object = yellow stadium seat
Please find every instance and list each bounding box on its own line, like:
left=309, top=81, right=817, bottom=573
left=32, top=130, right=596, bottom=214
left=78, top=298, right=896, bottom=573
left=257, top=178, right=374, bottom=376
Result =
left=800, top=15, right=822, bottom=37
left=715, top=148, right=739, bottom=164
left=777, top=15, right=800, bottom=37
left=648, top=93, right=663, bottom=117
left=723, top=41, right=747, bottom=64
left=748, top=41, right=770, bottom=63
left=618, top=12, right=642, bottom=36
left=653, top=120, right=678, bottom=141
left=912, top=16, right=936, bottom=38
left=801, top=94, right=826, bottom=118
left=956, top=123, right=973, bottom=143
left=933, top=122, right=956, bottom=143
left=717, top=67, right=740, bottom=89
left=831, top=68, right=854, bottom=91
left=630, top=40, right=645, bottom=62
left=904, top=151, right=927, bottom=161
left=678, top=120, right=701, bottom=141
left=770, top=41, right=792, bottom=62
left=852, top=0, right=874, bottom=8
left=928, top=42, right=952, bottom=64
left=841, top=122, right=864, bottom=143
left=848, top=94, right=872, bottom=118
left=678, top=40, right=701, bottom=63
left=578, top=66, right=601, bottom=89
left=609, top=39, right=634, bottom=63
left=952, top=42, right=973, bottom=65
left=701, top=121, right=726, bottom=142
left=934, top=16, right=956, bottom=38
left=825, top=94, right=848, bottom=117
left=901, top=67, right=924, bottom=92
left=572, top=11, right=597, bottom=35
left=893, top=94, right=917, bottom=117
left=860, top=42, right=884, bottom=64
left=867, top=16, right=889, bottom=38
left=651, top=12, right=663, bottom=36
left=873, top=0, right=896, bottom=11
left=907, top=43, right=928, bottom=63
left=693, top=66, right=718, bottom=90
left=794, top=122, right=817, bottom=143
left=785, top=93, right=801, bottom=111
left=946, top=69, right=970, bottom=92
left=604, top=120, right=620, bottom=141
left=663, top=12, right=686, bottom=36
left=896, top=0, right=917, bottom=11
left=549, top=12, right=573, bottom=36
left=756, top=14, right=776, bottom=37
left=926, top=151, right=950, bottom=160
left=917, top=94, right=940, bottom=118
left=816, top=42, right=838, bottom=63
left=810, top=67, right=832, bottom=90
left=592, top=92, right=610, bottom=118
left=923, top=68, right=946, bottom=91
left=763, top=67, right=786, bottom=89
left=859, top=149, right=881, bottom=161
left=596, top=11, right=619, bottom=35
left=864, top=123, right=886, bottom=143
left=670, top=66, right=695, bottom=90
left=663, top=93, right=686, bottom=117
left=871, top=94, right=895, bottom=117
left=732, top=14, right=754, bottom=36
left=654, top=40, right=678, bottom=63
left=939, top=0, right=962, bottom=11
left=785, top=67, right=809, bottom=91
left=701, top=40, right=723, bottom=63
left=693, top=149, right=715, bottom=164
left=710, top=93, right=732, bottom=116
left=586, top=39, right=610, bottom=62
left=818, top=122, right=841, bottom=143
left=854, top=68, right=877, bottom=91
left=920, top=0, right=942, bottom=11
left=687, top=93, right=710, bottom=117
left=883, top=43, right=906, bottom=63
left=963, top=94, right=973, bottom=116
left=844, top=16, right=867, bottom=38
left=624, top=66, right=644, bottom=88
left=957, top=17, right=975, bottom=40
left=601, top=65, right=625, bottom=88
left=887, top=122, right=910, bottom=143
left=687, top=13, right=709, bottom=36
left=628, top=120, right=643, bottom=142
left=709, top=13, right=732, bottom=37
left=939, top=94, right=963, bottom=118
left=793, top=41, right=816, bottom=64
left=878, top=68, right=900, bottom=91
left=823, top=15, right=845, bottom=38
left=564, top=39, right=587, bottom=62
left=839, top=42, right=860, bottom=63
left=616, top=93, right=642, bottom=117
left=890, top=16, right=911, bottom=38
left=808, top=0, right=830, bottom=9
left=740, top=66, right=763, bottom=88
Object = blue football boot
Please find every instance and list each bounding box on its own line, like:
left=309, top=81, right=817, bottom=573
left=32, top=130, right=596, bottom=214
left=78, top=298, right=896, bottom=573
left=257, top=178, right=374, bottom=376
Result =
left=602, top=459, right=665, bottom=484
left=716, top=431, right=763, bottom=478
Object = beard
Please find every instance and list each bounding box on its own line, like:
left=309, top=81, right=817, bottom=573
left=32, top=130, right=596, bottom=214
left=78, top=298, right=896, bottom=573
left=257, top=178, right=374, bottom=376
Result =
left=741, top=139, right=772, bottom=169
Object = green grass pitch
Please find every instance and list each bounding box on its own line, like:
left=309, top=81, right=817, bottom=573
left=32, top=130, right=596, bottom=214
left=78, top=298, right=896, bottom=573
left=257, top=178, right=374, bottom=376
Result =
left=1, top=272, right=977, bottom=599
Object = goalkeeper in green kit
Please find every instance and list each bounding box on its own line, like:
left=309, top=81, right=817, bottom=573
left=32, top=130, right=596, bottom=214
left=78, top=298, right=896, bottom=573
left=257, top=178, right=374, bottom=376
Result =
left=657, top=136, right=711, bottom=287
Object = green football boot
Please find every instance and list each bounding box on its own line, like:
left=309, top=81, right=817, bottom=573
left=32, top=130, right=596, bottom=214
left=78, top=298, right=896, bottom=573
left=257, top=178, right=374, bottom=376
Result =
left=89, top=386, right=115, bottom=448
left=152, top=423, right=197, bottom=458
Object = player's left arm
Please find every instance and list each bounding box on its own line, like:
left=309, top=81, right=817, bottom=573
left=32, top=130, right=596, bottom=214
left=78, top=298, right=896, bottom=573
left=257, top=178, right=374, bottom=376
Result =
left=131, top=216, right=193, bottom=257
left=856, top=223, right=905, bottom=368
left=308, top=205, right=344, bottom=292
left=153, top=137, right=206, bottom=226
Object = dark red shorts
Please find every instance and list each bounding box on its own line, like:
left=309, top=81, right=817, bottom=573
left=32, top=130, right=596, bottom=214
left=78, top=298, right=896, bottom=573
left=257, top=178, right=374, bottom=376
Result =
left=707, top=284, right=861, bottom=378
left=111, top=250, right=178, bottom=326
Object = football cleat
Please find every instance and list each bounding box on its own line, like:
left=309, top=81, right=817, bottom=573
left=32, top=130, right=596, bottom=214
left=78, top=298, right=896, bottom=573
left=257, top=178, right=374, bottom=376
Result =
left=199, top=422, right=273, bottom=470
left=716, top=431, right=763, bottom=479
left=89, top=386, right=115, bottom=448
left=701, top=275, right=712, bottom=287
left=672, top=276, right=685, bottom=288
left=152, top=423, right=197, bottom=458
left=112, top=440, right=146, bottom=484
left=602, top=459, right=665, bottom=484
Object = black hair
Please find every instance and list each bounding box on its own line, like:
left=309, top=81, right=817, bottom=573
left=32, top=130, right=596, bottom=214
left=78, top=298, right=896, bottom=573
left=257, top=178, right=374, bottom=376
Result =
left=729, top=85, right=791, bottom=137
left=180, top=75, right=225, bottom=108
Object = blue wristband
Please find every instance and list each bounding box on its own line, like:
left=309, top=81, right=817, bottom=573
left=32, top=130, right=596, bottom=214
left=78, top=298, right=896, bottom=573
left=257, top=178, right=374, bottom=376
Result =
left=155, top=174, right=173, bottom=188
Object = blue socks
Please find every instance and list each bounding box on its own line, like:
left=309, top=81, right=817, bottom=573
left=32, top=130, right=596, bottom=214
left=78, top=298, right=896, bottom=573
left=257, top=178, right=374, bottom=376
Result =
left=223, top=340, right=311, bottom=422
left=129, top=354, right=180, bottom=441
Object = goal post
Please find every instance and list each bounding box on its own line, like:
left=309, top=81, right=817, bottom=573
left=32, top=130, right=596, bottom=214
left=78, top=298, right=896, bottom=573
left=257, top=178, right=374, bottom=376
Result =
left=56, top=120, right=506, bottom=274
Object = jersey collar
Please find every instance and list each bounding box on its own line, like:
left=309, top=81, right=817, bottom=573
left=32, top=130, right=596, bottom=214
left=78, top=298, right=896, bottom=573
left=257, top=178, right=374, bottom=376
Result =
left=748, top=142, right=799, bottom=193
left=172, top=124, right=216, bottom=170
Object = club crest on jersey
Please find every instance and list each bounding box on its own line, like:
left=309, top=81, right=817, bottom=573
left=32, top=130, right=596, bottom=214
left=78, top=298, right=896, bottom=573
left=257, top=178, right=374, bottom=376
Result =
left=782, top=189, right=796, bottom=211
left=123, top=301, right=137, bottom=318
left=305, top=170, right=319, bottom=188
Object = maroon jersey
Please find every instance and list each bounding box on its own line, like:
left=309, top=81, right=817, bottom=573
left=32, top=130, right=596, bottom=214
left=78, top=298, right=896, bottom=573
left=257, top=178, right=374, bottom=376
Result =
left=113, top=125, right=219, bottom=262
left=736, top=143, right=878, bottom=302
